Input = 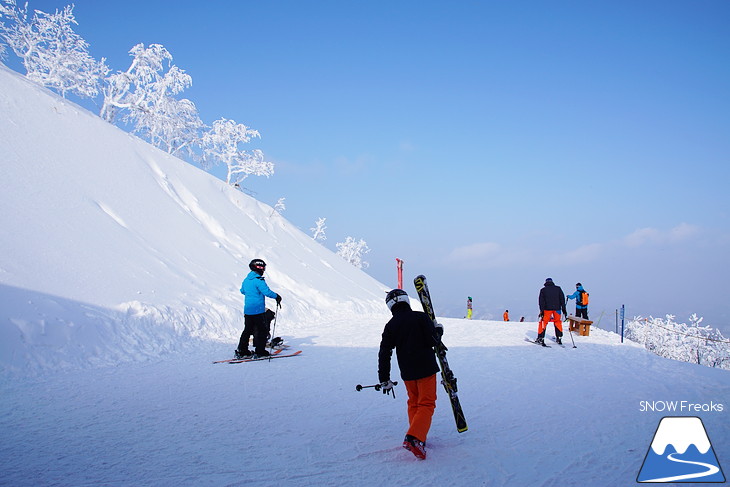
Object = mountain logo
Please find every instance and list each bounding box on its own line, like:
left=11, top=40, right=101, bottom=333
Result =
left=637, top=416, right=725, bottom=483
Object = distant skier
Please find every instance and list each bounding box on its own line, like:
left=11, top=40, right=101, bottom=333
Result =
left=566, top=283, right=589, bottom=319
left=378, top=289, right=442, bottom=460
left=503, top=310, right=509, bottom=321
left=466, top=296, right=473, bottom=319
left=536, top=278, right=567, bottom=345
left=236, top=259, right=282, bottom=358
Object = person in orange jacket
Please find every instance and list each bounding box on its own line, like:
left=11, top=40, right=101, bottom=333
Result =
left=503, top=310, right=509, bottom=321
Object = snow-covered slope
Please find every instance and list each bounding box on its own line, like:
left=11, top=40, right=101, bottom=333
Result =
left=0, top=64, right=388, bottom=374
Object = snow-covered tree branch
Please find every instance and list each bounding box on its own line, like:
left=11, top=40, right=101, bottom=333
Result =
left=271, top=197, right=286, bottom=216
left=311, top=217, right=327, bottom=241
left=336, top=236, right=370, bottom=269
left=200, top=118, right=273, bottom=186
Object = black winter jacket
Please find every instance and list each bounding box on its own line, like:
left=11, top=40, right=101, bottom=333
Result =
left=539, top=281, right=567, bottom=314
left=378, top=303, right=440, bottom=383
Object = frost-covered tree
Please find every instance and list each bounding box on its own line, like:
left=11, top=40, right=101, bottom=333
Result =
left=131, top=87, right=203, bottom=157
left=311, top=217, right=327, bottom=241
left=271, top=197, right=286, bottom=216
left=625, top=314, right=730, bottom=370
left=100, top=43, right=173, bottom=122
left=99, top=43, right=202, bottom=157
left=200, top=118, right=273, bottom=186
left=336, top=236, right=370, bottom=269
left=0, top=0, right=107, bottom=98
left=0, top=5, right=6, bottom=60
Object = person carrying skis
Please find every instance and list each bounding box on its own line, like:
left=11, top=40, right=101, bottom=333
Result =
left=236, top=259, right=282, bottom=358
left=537, top=278, right=567, bottom=345
left=378, top=289, right=442, bottom=460
left=566, top=282, right=589, bottom=319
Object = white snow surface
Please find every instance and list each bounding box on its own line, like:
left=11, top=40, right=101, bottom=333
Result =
left=1, top=65, right=728, bottom=486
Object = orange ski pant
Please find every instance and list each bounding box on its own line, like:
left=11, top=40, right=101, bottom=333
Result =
left=404, top=373, right=437, bottom=443
left=538, top=310, right=563, bottom=337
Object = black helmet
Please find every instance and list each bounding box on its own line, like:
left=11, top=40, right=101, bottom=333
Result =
left=249, top=259, right=266, bottom=274
left=385, top=289, right=409, bottom=310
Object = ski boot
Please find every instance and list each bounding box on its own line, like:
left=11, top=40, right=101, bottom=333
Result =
left=403, top=434, right=426, bottom=460
left=235, top=349, right=253, bottom=359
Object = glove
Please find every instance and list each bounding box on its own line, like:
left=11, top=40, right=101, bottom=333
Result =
left=380, top=380, right=395, bottom=395
left=434, top=321, right=444, bottom=339
left=275, top=294, right=282, bottom=307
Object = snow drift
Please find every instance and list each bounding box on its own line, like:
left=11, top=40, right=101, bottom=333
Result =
left=0, top=64, right=388, bottom=375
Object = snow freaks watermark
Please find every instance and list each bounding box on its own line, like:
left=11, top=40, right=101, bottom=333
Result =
left=636, top=416, right=726, bottom=483
left=639, top=401, right=724, bottom=413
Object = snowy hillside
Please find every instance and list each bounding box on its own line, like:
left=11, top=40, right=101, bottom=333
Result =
left=0, top=64, right=388, bottom=374
left=1, top=65, right=728, bottom=486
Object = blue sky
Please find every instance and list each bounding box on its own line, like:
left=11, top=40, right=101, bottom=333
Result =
left=10, top=0, right=730, bottom=330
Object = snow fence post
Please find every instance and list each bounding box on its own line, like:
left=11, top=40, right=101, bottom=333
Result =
left=396, top=258, right=403, bottom=289
left=620, top=305, right=625, bottom=343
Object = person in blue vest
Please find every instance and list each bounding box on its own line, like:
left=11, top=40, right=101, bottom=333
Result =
left=236, top=259, right=282, bottom=358
left=566, top=282, right=589, bottom=319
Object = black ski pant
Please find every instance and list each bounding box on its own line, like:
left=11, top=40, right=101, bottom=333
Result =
left=576, top=308, right=589, bottom=319
left=238, top=313, right=269, bottom=354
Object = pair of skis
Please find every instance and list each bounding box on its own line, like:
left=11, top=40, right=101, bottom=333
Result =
left=213, top=348, right=302, bottom=364
left=414, top=275, right=468, bottom=434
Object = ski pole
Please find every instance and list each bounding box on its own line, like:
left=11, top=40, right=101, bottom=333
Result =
left=568, top=328, right=577, bottom=348
left=355, top=382, right=398, bottom=398
left=268, top=304, right=280, bottom=359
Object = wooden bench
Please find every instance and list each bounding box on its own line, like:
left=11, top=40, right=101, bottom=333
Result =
left=567, top=316, right=593, bottom=336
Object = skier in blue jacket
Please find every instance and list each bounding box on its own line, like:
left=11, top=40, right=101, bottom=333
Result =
left=566, top=283, right=589, bottom=319
left=236, top=259, right=282, bottom=358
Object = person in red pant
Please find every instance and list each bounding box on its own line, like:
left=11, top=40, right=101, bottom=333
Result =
left=378, top=289, right=442, bottom=460
left=536, top=278, right=567, bottom=345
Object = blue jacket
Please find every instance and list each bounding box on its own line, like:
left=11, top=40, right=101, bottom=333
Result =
left=240, top=271, right=278, bottom=315
left=567, top=285, right=588, bottom=309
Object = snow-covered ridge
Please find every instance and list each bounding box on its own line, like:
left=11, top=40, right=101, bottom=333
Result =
left=0, top=64, right=389, bottom=375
